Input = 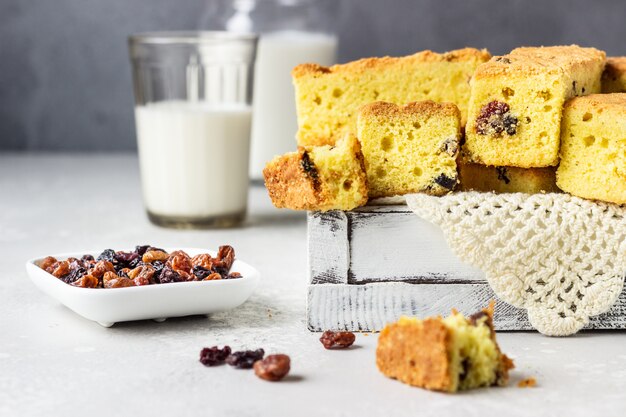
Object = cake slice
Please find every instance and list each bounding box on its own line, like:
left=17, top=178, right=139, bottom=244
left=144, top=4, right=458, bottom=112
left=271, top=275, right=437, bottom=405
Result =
left=263, top=134, right=368, bottom=211
left=556, top=93, right=626, bottom=204
left=458, top=162, right=559, bottom=193
left=376, top=304, right=514, bottom=392
left=464, top=45, right=606, bottom=168
left=602, top=57, right=626, bottom=93
left=357, top=101, right=461, bottom=198
left=293, top=48, right=491, bottom=146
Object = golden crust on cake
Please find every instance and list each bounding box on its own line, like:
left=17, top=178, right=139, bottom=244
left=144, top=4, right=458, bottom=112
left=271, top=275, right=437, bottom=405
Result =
left=358, top=100, right=461, bottom=120
left=292, top=48, right=492, bottom=78
left=293, top=48, right=491, bottom=147
left=376, top=303, right=514, bottom=393
left=263, top=134, right=368, bottom=211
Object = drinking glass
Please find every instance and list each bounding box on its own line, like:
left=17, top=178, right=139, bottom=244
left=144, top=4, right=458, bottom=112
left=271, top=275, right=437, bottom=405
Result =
left=128, top=32, right=258, bottom=228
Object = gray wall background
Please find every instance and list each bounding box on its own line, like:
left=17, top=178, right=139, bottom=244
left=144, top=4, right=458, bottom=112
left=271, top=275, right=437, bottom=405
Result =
left=1, top=0, right=625, bottom=152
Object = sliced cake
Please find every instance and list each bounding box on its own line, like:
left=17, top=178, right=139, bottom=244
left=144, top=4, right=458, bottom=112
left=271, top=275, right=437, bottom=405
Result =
left=357, top=101, right=461, bottom=198
left=376, top=304, right=514, bottom=393
left=464, top=45, right=606, bottom=168
left=293, top=48, right=491, bottom=146
left=458, top=162, right=559, bottom=193
left=602, top=57, right=626, bottom=93
left=556, top=93, right=626, bottom=204
left=263, top=134, right=368, bottom=211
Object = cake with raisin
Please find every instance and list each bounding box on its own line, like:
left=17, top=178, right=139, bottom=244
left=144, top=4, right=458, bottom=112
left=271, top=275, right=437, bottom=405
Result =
left=263, top=134, right=368, bottom=211
left=464, top=45, right=606, bottom=168
left=376, top=303, right=514, bottom=392
left=602, top=57, right=626, bottom=93
left=556, top=93, right=626, bottom=204
left=357, top=101, right=461, bottom=198
left=293, top=48, right=491, bottom=147
left=458, top=163, right=559, bottom=193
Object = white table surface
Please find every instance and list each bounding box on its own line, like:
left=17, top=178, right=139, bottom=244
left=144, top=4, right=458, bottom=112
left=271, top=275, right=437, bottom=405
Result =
left=1, top=154, right=625, bottom=417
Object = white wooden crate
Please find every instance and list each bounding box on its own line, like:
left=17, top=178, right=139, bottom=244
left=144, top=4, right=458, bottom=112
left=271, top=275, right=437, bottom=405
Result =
left=306, top=205, right=626, bottom=332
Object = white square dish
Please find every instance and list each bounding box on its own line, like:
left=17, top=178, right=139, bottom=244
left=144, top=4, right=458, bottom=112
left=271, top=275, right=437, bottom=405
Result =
left=25, top=247, right=260, bottom=327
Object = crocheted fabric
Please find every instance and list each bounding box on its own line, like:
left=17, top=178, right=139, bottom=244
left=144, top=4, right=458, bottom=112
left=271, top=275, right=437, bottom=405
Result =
left=406, top=192, right=626, bottom=336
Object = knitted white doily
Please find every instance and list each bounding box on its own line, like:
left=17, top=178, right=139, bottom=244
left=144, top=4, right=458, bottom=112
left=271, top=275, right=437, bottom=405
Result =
left=406, top=192, right=626, bottom=336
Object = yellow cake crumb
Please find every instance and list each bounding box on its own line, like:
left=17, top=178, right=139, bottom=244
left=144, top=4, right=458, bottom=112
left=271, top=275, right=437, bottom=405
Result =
left=358, top=101, right=461, bottom=198
left=376, top=303, right=514, bottom=392
left=263, top=134, right=368, bottom=211
left=556, top=93, right=626, bottom=204
left=293, top=48, right=491, bottom=147
left=464, top=45, right=606, bottom=168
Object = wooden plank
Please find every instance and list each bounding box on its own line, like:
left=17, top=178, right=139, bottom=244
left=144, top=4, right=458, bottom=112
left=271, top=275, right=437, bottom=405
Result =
left=307, top=211, right=349, bottom=284
left=307, top=282, right=626, bottom=332
left=348, top=209, right=484, bottom=284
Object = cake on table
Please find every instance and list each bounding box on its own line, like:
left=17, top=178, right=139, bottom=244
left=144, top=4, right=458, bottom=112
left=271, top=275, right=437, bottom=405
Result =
left=357, top=101, right=461, bottom=198
left=602, top=57, right=626, bottom=93
left=292, top=48, right=491, bottom=147
left=376, top=303, right=514, bottom=392
left=263, top=133, right=368, bottom=211
left=463, top=45, right=606, bottom=168
left=458, top=163, right=559, bottom=194
left=556, top=93, right=626, bottom=204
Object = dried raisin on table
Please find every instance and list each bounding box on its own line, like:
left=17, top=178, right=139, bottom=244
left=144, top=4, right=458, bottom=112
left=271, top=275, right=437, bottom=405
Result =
left=319, top=331, right=356, bottom=349
left=199, top=346, right=232, bottom=366
left=254, top=354, right=291, bottom=382
left=226, top=349, right=265, bottom=369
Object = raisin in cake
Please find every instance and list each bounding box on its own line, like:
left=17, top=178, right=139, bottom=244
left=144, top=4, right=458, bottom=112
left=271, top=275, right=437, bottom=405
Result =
left=556, top=93, right=626, bottom=204
left=263, top=134, right=368, bottom=211
left=464, top=45, right=606, bottom=168
left=376, top=303, right=514, bottom=392
left=458, top=162, right=559, bottom=193
left=293, top=48, right=491, bottom=147
left=602, top=57, right=626, bottom=93
left=357, top=101, right=460, bottom=198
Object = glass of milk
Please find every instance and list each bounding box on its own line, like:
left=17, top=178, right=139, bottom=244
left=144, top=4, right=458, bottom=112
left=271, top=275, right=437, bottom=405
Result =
left=128, top=32, right=258, bottom=228
left=214, top=0, right=339, bottom=180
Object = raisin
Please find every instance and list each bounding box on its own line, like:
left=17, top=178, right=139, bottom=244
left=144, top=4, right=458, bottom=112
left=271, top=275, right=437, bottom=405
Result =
left=167, top=250, right=193, bottom=274
left=495, top=56, right=511, bottom=64
left=202, top=273, right=222, bottom=281
left=114, top=251, right=139, bottom=269
left=226, top=349, right=265, bottom=369
left=475, top=101, right=518, bottom=136
left=434, top=174, right=457, bottom=190
left=216, top=246, right=235, bottom=271
left=159, top=266, right=182, bottom=284
left=128, top=264, right=155, bottom=286
left=254, top=354, right=291, bottom=382
left=135, top=245, right=151, bottom=256
left=71, top=274, right=100, bottom=288
left=213, top=265, right=230, bottom=279
left=39, top=256, right=58, bottom=272
left=193, top=265, right=212, bottom=280
left=151, top=261, right=165, bottom=283
left=103, top=271, right=135, bottom=288
left=90, top=260, right=115, bottom=279
left=440, top=137, right=459, bottom=157
left=495, top=167, right=511, bottom=184
left=226, top=272, right=242, bottom=279
left=142, top=250, right=169, bottom=263
left=51, top=261, right=71, bottom=278
left=96, top=249, right=116, bottom=264
left=191, top=254, right=214, bottom=269
left=300, top=151, right=318, bottom=179
left=199, top=346, right=232, bottom=366
left=319, top=331, right=356, bottom=349
left=64, top=262, right=87, bottom=284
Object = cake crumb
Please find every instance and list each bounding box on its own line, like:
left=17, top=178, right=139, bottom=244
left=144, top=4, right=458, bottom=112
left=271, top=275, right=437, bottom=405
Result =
left=517, top=377, right=537, bottom=388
